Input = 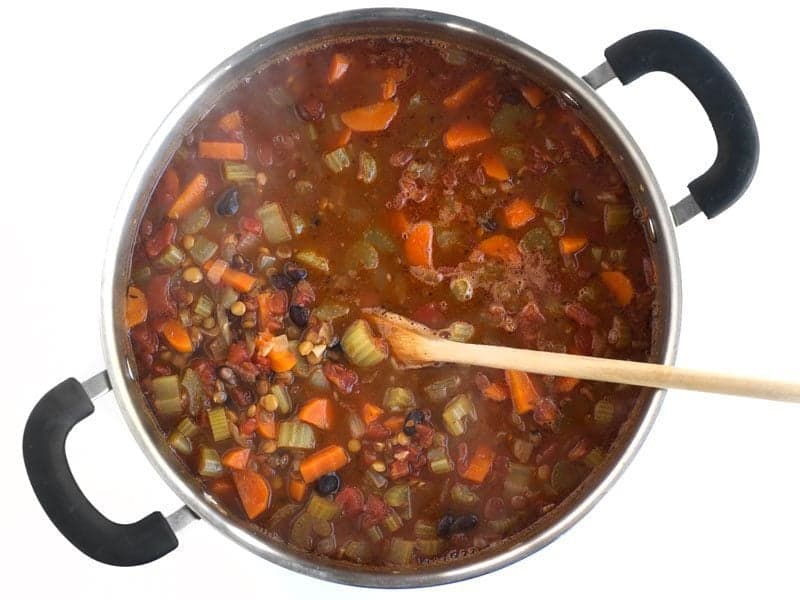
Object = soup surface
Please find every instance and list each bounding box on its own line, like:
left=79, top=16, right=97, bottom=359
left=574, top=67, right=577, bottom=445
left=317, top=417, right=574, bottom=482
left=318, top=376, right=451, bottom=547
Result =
left=127, top=38, right=656, bottom=567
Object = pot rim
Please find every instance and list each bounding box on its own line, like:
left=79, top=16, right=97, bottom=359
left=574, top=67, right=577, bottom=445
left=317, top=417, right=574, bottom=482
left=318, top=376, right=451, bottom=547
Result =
left=100, top=8, right=681, bottom=588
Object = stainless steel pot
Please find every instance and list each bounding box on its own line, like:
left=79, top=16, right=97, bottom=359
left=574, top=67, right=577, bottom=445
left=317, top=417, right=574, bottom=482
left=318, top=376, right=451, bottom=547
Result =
left=23, top=8, right=758, bottom=587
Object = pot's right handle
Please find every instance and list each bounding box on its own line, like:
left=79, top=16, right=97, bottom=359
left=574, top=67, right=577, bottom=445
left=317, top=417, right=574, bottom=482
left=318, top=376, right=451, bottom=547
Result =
left=23, top=374, right=190, bottom=566
left=585, top=30, right=759, bottom=225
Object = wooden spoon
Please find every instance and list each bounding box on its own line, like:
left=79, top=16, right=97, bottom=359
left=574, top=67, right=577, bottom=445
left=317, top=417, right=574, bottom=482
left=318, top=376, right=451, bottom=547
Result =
left=364, top=308, right=800, bottom=403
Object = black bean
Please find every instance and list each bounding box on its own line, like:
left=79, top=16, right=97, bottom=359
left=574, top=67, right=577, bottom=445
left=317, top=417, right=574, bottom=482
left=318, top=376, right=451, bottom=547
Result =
left=283, top=261, right=308, bottom=282
left=217, top=366, right=238, bottom=386
left=316, top=472, right=340, bottom=495
left=231, top=253, right=253, bottom=273
left=452, top=513, right=479, bottom=533
left=437, top=513, right=455, bottom=538
left=571, top=189, right=584, bottom=208
left=270, top=273, right=293, bottom=291
left=403, top=409, right=426, bottom=436
left=214, top=187, right=240, bottom=216
left=289, top=305, right=310, bottom=327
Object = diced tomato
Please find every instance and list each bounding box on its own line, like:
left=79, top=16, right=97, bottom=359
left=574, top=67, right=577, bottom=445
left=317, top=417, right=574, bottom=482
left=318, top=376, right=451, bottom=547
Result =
left=144, top=274, right=176, bottom=319
left=144, top=221, right=177, bottom=258
left=411, top=301, right=447, bottom=329
left=323, top=362, right=359, bottom=394
left=227, top=342, right=251, bottom=365
left=239, top=215, right=263, bottom=235
left=335, top=485, right=365, bottom=518
left=240, top=418, right=258, bottom=436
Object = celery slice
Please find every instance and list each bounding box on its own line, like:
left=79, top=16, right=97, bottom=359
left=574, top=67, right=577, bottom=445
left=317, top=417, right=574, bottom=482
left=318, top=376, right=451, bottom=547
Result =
left=197, top=446, right=223, bottom=477
left=341, top=319, right=388, bottom=367
left=222, top=161, right=256, bottom=182
left=295, top=250, right=330, bottom=274
left=256, top=202, right=292, bottom=244
left=207, top=407, right=230, bottom=442
left=189, top=235, right=218, bottom=264
left=387, top=538, right=415, bottom=564
left=306, top=494, right=342, bottom=521
left=277, top=420, right=316, bottom=449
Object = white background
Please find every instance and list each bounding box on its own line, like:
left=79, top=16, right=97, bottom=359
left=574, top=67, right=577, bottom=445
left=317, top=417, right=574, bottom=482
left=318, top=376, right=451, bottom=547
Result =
left=2, top=1, right=798, bottom=598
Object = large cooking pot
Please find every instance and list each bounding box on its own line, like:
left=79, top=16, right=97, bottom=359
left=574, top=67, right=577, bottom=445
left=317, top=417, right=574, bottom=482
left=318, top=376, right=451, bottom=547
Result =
left=22, top=8, right=758, bottom=587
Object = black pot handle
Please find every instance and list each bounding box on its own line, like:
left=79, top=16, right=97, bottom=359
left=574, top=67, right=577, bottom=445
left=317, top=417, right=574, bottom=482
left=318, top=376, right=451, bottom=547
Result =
left=596, top=30, right=759, bottom=223
left=23, top=375, right=179, bottom=566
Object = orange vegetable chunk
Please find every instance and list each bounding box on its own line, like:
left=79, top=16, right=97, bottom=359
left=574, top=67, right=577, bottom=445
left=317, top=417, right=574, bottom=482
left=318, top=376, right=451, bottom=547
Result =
left=167, top=172, right=208, bottom=219
left=404, top=221, right=434, bottom=267
left=340, top=100, right=399, bottom=132
left=443, top=121, right=491, bottom=151
left=478, top=235, right=522, bottom=266
left=505, top=370, right=539, bottom=415
left=300, top=445, right=350, bottom=483
left=600, top=271, right=634, bottom=306
left=231, top=469, right=270, bottom=519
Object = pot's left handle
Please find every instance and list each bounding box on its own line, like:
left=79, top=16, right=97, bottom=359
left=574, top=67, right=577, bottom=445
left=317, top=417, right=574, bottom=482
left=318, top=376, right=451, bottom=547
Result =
left=23, top=373, right=193, bottom=566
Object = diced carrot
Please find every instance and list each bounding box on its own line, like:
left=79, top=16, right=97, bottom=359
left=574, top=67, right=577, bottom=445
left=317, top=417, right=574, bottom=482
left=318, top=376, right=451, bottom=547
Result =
left=160, top=319, right=193, bottom=353
left=300, top=445, right=350, bottom=483
left=362, top=402, right=384, bottom=424
left=443, top=121, right=491, bottom=151
left=125, top=286, right=148, bottom=328
left=383, top=415, right=405, bottom=433
left=559, top=236, right=588, bottom=255
left=340, top=100, right=399, bottom=132
left=221, top=447, right=251, bottom=470
left=220, top=267, right=256, bottom=293
left=325, top=126, right=352, bottom=151
left=388, top=209, right=411, bottom=236
left=555, top=377, right=580, bottom=393
left=461, top=444, right=496, bottom=484
left=478, top=234, right=522, bottom=266
left=521, top=84, right=547, bottom=109
left=154, top=167, right=180, bottom=209
left=483, top=382, right=509, bottom=402
left=198, top=141, right=246, bottom=161
left=502, top=198, right=537, bottom=229
left=287, top=476, right=308, bottom=502
left=167, top=172, right=208, bottom=219
left=443, top=74, right=486, bottom=109
left=600, top=271, right=634, bottom=306
left=380, top=78, right=398, bottom=100
left=231, top=469, right=270, bottom=519
left=218, top=110, right=243, bottom=134
left=256, top=412, right=277, bottom=439
left=481, top=152, right=510, bottom=181
left=404, top=221, right=434, bottom=267
left=270, top=350, right=297, bottom=373
left=298, top=397, right=335, bottom=430
left=573, top=125, right=602, bottom=159
left=505, top=370, right=539, bottom=415
left=327, top=53, right=350, bottom=84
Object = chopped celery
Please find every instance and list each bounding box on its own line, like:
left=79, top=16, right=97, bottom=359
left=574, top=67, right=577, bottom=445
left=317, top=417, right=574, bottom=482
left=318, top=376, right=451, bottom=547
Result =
left=207, top=407, right=230, bottom=442
left=409, top=266, right=443, bottom=286
left=152, top=375, right=182, bottom=416
left=176, top=416, right=200, bottom=438
left=306, top=493, right=342, bottom=521
left=500, top=145, right=525, bottom=170
left=488, top=516, right=518, bottom=534
left=290, top=212, right=306, bottom=237
left=520, top=227, right=555, bottom=255
left=442, top=394, right=477, bottom=436
left=156, top=244, right=185, bottom=270
left=168, top=431, right=192, bottom=455
left=383, top=387, right=415, bottom=413
left=384, top=484, right=411, bottom=509
left=270, top=384, right=292, bottom=415
left=490, top=103, right=534, bottom=142
left=441, top=47, right=468, bottom=65
left=344, top=241, right=379, bottom=271
left=277, top=420, right=316, bottom=449
left=504, top=462, right=533, bottom=496
left=267, top=503, right=301, bottom=530
left=382, top=508, right=403, bottom=533
left=357, top=151, right=377, bottom=184
left=290, top=512, right=314, bottom=550
left=427, top=446, right=453, bottom=474
left=222, top=161, right=256, bottom=182
left=342, top=539, right=372, bottom=563
left=193, top=294, right=214, bottom=319
left=197, top=446, right=223, bottom=477
left=408, top=91, right=425, bottom=109
left=219, top=286, right=239, bottom=310
left=312, top=518, right=333, bottom=537
left=305, top=122, right=319, bottom=141
left=342, top=319, right=388, bottom=367
left=132, top=265, right=151, bottom=285
left=450, top=277, right=473, bottom=302
left=323, top=147, right=351, bottom=173
left=387, top=538, right=415, bottom=565
left=414, top=519, right=438, bottom=539
left=267, top=86, right=293, bottom=107
left=551, top=460, right=584, bottom=494
left=416, top=538, right=445, bottom=557
left=593, top=399, right=615, bottom=426
left=608, top=248, right=627, bottom=264
left=363, top=228, right=397, bottom=253
left=189, top=235, right=219, bottom=264
left=441, top=321, right=475, bottom=343
left=436, top=228, right=461, bottom=250
left=424, top=375, right=461, bottom=402
left=584, top=447, right=605, bottom=468
left=604, top=204, right=632, bottom=234
left=450, top=483, right=479, bottom=505
left=180, top=206, right=211, bottom=234
left=512, top=437, right=535, bottom=463
left=608, top=316, right=631, bottom=349
left=295, top=180, right=313, bottom=194
left=347, top=412, right=366, bottom=439
left=295, top=250, right=330, bottom=273
left=363, top=468, right=388, bottom=490
left=308, top=367, right=330, bottom=390
left=256, top=202, right=292, bottom=244
left=535, top=192, right=564, bottom=215
left=365, top=525, right=384, bottom=542
left=544, top=216, right=565, bottom=237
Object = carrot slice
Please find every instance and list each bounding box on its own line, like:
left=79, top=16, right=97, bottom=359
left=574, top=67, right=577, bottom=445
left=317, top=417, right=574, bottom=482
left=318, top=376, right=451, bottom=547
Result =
left=327, top=52, right=350, bottom=84
left=218, top=110, right=243, bottom=134
left=325, top=126, right=352, bottom=151
left=600, top=271, right=634, bottom=306
left=220, top=268, right=256, bottom=293
left=383, top=415, right=405, bottom=433
left=287, top=476, right=308, bottom=502
left=505, top=370, right=539, bottom=415
left=443, top=121, right=491, bottom=151
left=167, top=172, right=208, bottom=219
left=125, top=286, right=148, bottom=328
left=521, top=84, right=547, bottom=109
left=270, top=350, right=297, bottom=373
left=198, top=141, right=246, bottom=161
left=256, top=412, right=277, bottom=439
left=380, top=78, right=398, bottom=100
left=388, top=209, right=411, bottom=236
left=231, top=469, right=270, bottom=519
left=461, top=444, right=495, bottom=484
left=300, top=445, right=350, bottom=483
left=502, top=198, right=537, bottom=229
left=482, top=382, right=509, bottom=402
left=478, top=234, right=522, bottom=266
left=404, top=221, right=434, bottom=267
left=443, top=75, right=486, bottom=109
left=298, top=397, right=335, bottom=430
left=340, top=100, right=399, bottom=132
left=559, top=236, right=588, bottom=255
left=481, top=152, right=510, bottom=181
left=555, top=377, right=580, bottom=393
left=362, top=402, right=384, bottom=424
left=160, top=319, right=193, bottom=353
left=221, top=447, right=251, bottom=470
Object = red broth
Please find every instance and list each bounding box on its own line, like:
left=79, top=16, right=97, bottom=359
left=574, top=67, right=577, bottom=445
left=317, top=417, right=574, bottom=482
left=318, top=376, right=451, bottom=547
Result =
left=127, top=38, right=655, bottom=567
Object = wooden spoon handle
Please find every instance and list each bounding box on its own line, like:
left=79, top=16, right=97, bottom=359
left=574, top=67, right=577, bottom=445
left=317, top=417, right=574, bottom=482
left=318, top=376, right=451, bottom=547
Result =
left=420, top=337, right=800, bottom=402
